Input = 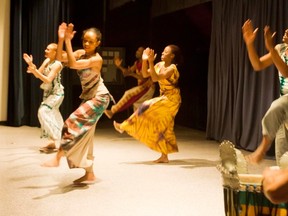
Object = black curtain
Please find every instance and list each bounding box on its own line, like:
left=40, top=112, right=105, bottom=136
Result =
left=7, top=0, right=106, bottom=127
left=207, top=0, right=288, bottom=151
left=8, top=0, right=71, bottom=126
left=8, top=0, right=288, bottom=154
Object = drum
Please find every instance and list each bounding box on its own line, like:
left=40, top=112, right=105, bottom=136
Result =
left=218, top=140, right=288, bottom=215
left=223, top=174, right=288, bottom=216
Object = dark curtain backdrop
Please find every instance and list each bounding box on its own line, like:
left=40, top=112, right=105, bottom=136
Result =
left=7, top=0, right=106, bottom=127
left=207, top=0, right=288, bottom=151
left=8, top=0, right=71, bottom=126
left=8, top=0, right=288, bottom=153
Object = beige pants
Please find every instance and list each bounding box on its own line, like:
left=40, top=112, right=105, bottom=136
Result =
left=66, top=124, right=96, bottom=172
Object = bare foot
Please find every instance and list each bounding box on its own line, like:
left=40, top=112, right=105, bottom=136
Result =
left=246, top=136, right=270, bottom=165
left=41, top=157, right=60, bottom=167
left=73, top=172, right=96, bottom=184
left=41, top=150, right=63, bottom=167
left=154, top=154, right=169, bottom=163
left=245, top=152, right=264, bottom=164
left=104, top=110, right=114, bottom=119
left=113, top=121, right=124, bottom=133
left=39, top=141, right=57, bottom=153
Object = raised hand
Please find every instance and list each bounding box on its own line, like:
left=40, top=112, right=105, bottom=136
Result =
left=153, top=53, right=157, bottom=61
left=147, top=49, right=155, bottom=62
left=65, top=23, right=76, bottom=40
left=27, top=64, right=36, bottom=74
left=264, top=26, right=276, bottom=52
left=142, top=48, right=156, bottom=62
left=23, top=53, right=33, bottom=66
left=142, top=48, right=150, bottom=60
left=58, top=22, right=67, bottom=40
left=242, top=19, right=258, bottom=45
left=114, top=56, right=123, bottom=67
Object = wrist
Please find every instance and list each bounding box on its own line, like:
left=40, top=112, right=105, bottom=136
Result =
left=269, top=47, right=277, bottom=53
left=148, top=60, right=154, bottom=65
left=32, top=70, right=39, bottom=78
left=246, top=42, right=254, bottom=48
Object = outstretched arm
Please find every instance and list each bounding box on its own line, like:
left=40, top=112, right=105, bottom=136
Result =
left=127, top=71, right=144, bottom=80
left=23, top=52, right=62, bottom=83
left=114, top=57, right=144, bottom=80
left=27, top=60, right=62, bottom=83
left=23, top=53, right=53, bottom=80
left=23, top=54, right=62, bottom=83
left=114, top=57, right=130, bottom=76
left=242, top=19, right=273, bottom=71
left=23, top=53, right=49, bottom=74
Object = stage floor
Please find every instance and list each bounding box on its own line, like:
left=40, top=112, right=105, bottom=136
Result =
left=0, top=120, right=275, bottom=216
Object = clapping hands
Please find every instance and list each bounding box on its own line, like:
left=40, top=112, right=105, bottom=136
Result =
left=58, top=22, right=76, bottom=40
left=243, top=19, right=277, bottom=52
left=23, top=53, right=36, bottom=73
left=142, top=47, right=157, bottom=62
left=242, top=19, right=259, bottom=45
left=23, top=53, right=33, bottom=66
left=264, top=25, right=276, bottom=52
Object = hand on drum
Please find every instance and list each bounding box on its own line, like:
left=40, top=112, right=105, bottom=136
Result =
left=262, top=166, right=288, bottom=204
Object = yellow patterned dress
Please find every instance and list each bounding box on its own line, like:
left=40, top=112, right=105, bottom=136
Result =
left=119, top=61, right=181, bottom=154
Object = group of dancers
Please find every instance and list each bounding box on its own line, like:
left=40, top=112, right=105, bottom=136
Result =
left=23, top=22, right=182, bottom=184
left=22, top=19, right=288, bottom=203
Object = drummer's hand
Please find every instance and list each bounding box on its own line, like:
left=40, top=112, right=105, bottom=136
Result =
left=262, top=167, right=282, bottom=189
left=263, top=167, right=279, bottom=179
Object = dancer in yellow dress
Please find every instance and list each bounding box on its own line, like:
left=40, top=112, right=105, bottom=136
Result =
left=114, top=45, right=182, bottom=163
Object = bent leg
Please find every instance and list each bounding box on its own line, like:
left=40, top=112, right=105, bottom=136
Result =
left=247, top=96, right=288, bottom=164
left=275, top=124, right=288, bottom=165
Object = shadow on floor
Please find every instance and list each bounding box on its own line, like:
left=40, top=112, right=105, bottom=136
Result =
left=122, top=158, right=219, bottom=169
left=21, top=183, right=91, bottom=200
